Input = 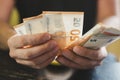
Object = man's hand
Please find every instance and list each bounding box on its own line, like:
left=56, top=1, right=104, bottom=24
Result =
left=8, top=33, right=59, bottom=69
left=57, top=45, right=107, bottom=69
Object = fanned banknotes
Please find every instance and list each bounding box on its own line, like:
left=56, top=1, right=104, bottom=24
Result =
left=14, top=11, right=84, bottom=49
left=14, top=11, right=120, bottom=65
left=14, top=11, right=120, bottom=50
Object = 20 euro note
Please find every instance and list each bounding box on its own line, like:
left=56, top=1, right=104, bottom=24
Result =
left=21, top=11, right=84, bottom=49
left=43, top=11, right=84, bottom=49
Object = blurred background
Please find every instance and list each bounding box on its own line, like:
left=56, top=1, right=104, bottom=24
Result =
left=103, top=0, right=120, bottom=61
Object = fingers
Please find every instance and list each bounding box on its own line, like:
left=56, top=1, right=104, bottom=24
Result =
left=67, top=35, right=91, bottom=49
left=57, top=45, right=107, bottom=69
left=57, top=55, right=99, bottom=69
left=16, top=57, right=55, bottom=69
left=7, top=32, right=107, bottom=70
left=73, top=46, right=107, bottom=61
left=61, top=49, right=100, bottom=65
left=15, top=47, right=59, bottom=69
left=8, top=33, right=51, bottom=48
left=9, top=40, right=58, bottom=60
left=8, top=32, right=60, bottom=69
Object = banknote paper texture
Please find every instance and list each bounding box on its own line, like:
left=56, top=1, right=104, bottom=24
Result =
left=14, top=23, right=27, bottom=35
left=14, top=11, right=120, bottom=50
left=14, top=11, right=84, bottom=49
left=82, top=23, right=120, bottom=49
left=25, top=17, right=46, bottom=34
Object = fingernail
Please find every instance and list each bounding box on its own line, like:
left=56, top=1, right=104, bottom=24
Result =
left=45, top=33, right=51, bottom=40
left=73, top=46, right=81, bottom=53
left=73, top=46, right=77, bottom=51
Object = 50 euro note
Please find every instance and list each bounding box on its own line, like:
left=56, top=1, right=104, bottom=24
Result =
left=68, top=23, right=120, bottom=50
left=42, top=11, right=84, bottom=49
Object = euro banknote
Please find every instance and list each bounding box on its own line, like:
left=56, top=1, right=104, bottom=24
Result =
left=14, top=11, right=84, bottom=49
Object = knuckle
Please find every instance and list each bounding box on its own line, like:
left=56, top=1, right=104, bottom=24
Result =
left=9, top=51, right=16, bottom=58
left=7, top=38, right=14, bottom=46
left=49, top=40, right=57, bottom=48
left=24, top=51, right=33, bottom=59
left=22, top=50, right=33, bottom=59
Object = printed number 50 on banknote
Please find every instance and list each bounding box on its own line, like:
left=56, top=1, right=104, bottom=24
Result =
left=42, top=11, right=84, bottom=49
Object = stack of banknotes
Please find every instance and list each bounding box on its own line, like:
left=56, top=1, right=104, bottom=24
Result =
left=14, top=11, right=120, bottom=50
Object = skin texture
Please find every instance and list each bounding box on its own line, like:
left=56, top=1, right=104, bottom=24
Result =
left=0, top=0, right=116, bottom=69
left=0, top=20, right=16, bottom=50
left=0, top=0, right=15, bottom=22
left=57, top=38, right=107, bottom=69
left=0, top=0, right=15, bottom=50
left=97, top=0, right=115, bottom=22
left=8, top=33, right=59, bottom=69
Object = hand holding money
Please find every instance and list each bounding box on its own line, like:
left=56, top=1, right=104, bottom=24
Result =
left=8, top=33, right=59, bottom=69
left=57, top=44, right=107, bottom=69
left=12, top=11, right=120, bottom=68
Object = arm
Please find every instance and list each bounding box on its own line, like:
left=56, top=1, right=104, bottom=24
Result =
left=0, top=0, right=15, bottom=50
left=0, top=0, right=15, bottom=22
left=97, top=0, right=115, bottom=22
left=0, top=21, right=16, bottom=50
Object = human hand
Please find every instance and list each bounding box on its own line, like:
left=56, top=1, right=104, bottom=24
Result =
left=57, top=38, right=107, bottom=69
left=8, top=33, right=59, bottom=69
